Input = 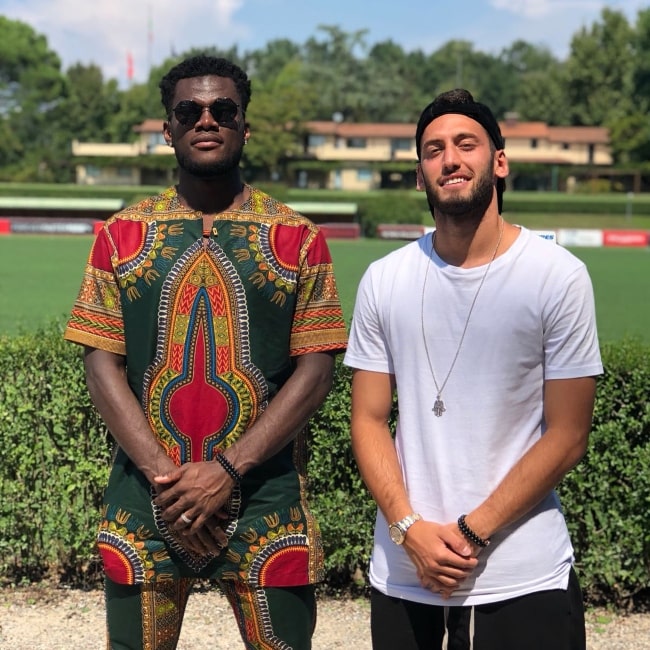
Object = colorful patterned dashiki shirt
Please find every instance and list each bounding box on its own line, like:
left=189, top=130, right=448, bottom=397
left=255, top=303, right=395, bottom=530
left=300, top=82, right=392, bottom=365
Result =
left=64, top=185, right=348, bottom=587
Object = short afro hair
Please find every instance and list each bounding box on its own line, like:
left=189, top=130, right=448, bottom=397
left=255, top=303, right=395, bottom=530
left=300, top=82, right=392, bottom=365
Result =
left=159, top=54, right=252, bottom=117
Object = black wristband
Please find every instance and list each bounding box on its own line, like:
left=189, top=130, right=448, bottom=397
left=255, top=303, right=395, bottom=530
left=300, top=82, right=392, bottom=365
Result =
left=457, top=514, right=490, bottom=548
left=214, top=449, right=243, bottom=484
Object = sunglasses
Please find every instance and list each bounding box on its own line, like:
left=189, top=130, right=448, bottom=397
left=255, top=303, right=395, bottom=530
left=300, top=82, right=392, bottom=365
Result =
left=171, top=98, right=240, bottom=126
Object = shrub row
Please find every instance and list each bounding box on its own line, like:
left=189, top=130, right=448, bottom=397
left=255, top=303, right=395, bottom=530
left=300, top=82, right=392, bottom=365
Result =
left=558, top=339, right=650, bottom=608
left=0, top=324, right=109, bottom=585
left=0, top=324, right=648, bottom=606
left=257, top=186, right=430, bottom=238
left=3, top=182, right=650, bottom=236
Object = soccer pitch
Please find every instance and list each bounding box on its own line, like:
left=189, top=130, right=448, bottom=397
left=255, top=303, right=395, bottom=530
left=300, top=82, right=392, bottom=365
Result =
left=0, top=235, right=648, bottom=343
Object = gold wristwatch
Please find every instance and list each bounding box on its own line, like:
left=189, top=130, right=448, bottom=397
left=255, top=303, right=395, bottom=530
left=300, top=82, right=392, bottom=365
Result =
left=388, top=513, right=422, bottom=545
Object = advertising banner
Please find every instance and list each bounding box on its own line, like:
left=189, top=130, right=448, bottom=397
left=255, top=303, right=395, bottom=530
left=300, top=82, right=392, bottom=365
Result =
left=557, top=229, right=604, bottom=247
left=602, top=230, right=649, bottom=247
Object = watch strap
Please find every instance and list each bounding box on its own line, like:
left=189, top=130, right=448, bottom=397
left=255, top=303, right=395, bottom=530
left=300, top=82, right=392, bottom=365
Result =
left=390, top=512, right=422, bottom=541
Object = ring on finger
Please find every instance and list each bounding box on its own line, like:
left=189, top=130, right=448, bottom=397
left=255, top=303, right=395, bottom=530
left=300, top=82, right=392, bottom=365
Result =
left=180, top=513, right=193, bottom=525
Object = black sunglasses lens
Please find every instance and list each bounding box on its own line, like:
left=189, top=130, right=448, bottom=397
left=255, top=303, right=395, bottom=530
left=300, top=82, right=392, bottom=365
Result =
left=173, top=101, right=202, bottom=125
left=172, top=99, right=239, bottom=125
left=209, top=100, right=238, bottom=123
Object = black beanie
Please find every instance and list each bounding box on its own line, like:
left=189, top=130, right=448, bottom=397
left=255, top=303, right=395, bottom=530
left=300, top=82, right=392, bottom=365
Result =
left=415, top=89, right=506, bottom=212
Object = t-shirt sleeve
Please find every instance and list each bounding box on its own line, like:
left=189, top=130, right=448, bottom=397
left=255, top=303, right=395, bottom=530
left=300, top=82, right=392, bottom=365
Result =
left=543, top=264, right=603, bottom=380
left=63, top=225, right=126, bottom=355
left=343, top=263, right=394, bottom=374
left=290, top=227, right=348, bottom=356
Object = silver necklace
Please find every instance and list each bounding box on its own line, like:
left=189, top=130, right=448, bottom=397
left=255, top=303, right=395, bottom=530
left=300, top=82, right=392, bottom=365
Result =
left=421, top=218, right=504, bottom=416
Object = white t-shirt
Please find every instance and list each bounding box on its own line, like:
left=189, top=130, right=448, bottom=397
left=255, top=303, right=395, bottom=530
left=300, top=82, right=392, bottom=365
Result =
left=344, top=227, right=603, bottom=606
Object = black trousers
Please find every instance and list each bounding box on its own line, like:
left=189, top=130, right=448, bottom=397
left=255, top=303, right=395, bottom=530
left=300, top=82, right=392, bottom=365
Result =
left=370, top=568, right=586, bottom=650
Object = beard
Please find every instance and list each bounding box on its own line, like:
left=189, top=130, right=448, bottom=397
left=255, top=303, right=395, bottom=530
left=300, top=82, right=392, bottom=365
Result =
left=424, top=162, right=495, bottom=225
left=174, top=146, right=243, bottom=178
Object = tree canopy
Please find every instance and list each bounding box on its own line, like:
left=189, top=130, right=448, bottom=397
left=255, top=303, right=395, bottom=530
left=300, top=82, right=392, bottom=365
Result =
left=1, top=8, right=650, bottom=182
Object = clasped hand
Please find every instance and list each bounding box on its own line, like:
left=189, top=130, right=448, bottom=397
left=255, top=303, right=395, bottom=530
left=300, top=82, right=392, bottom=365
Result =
left=405, top=520, right=480, bottom=599
left=153, top=461, right=232, bottom=556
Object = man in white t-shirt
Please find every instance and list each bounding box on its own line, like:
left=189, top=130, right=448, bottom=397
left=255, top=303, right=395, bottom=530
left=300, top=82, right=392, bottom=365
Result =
left=344, top=89, right=602, bottom=650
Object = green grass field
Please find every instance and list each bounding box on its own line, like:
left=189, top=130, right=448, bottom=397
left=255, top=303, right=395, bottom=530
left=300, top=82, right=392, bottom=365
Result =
left=0, top=232, right=648, bottom=342
left=329, top=239, right=650, bottom=342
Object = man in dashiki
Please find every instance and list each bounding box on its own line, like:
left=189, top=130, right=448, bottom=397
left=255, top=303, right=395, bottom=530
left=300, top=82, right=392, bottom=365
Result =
left=64, top=54, right=348, bottom=650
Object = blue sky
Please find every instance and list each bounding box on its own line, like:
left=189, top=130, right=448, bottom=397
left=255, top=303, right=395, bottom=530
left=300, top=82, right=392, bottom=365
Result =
left=0, top=0, right=646, bottom=87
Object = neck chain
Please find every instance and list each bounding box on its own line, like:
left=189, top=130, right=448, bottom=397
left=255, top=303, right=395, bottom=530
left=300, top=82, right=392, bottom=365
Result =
left=421, top=218, right=504, bottom=417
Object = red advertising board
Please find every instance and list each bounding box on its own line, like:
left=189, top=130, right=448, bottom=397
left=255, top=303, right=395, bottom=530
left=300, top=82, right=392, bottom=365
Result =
left=318, top=223, right=361, bottom=239
left=603, top=230, right=649, bottom=247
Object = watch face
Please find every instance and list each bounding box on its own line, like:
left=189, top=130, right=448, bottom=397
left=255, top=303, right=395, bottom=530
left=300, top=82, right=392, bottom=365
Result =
left=389, top=525, right=404, bottom=545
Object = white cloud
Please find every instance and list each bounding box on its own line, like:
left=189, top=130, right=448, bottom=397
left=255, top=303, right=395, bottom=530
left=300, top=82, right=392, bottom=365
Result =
left=1, top=0, right=247, bottom=84
left=484, top=0, right=647, bottom=58
left=3, top=0, right=648, bottom=86
left=490, top=0, right=599, bottom=17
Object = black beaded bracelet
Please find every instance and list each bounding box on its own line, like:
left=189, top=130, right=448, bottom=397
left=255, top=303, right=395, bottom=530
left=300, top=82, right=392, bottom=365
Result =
left=457, top=514, right=490, bottom=548
left=215, top=449, right=243, bottom=484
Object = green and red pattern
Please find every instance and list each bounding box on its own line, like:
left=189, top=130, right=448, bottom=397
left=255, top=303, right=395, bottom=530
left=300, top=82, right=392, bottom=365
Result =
left=65, top=186, right=347, bottom=586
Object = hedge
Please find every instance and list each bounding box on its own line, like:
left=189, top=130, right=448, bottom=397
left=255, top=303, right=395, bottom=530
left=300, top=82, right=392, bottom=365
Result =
left=1, top=324, right=648, bottom=607
left=0, top=324, right=109, bottom=585
left=558, top=339, right=650, bottom=608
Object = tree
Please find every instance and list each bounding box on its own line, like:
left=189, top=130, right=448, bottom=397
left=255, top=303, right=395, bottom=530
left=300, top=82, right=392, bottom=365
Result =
left=426, top=41, right=515, bottom=119
left=468, top=50, right=516, bottom=119
left=632, top=7, right=650, bottom=102
left=364, top=40, right=426, bottom=122
left=42, top=64, right=124, bottom=181
left=108, top=80, right=162, bottom=143
left=608, top=112, right=650, bottom=163
left=499, top=40, right=558, bottom=76
left=245, top=59, right=317, bottom=180
left=515, top=67, right=571, bottom=124
left=301, top=25, right=371, bottom=121
left=1, top=16, right=646, bottom=182
left=428, top=40, right=476, bottom=94
left=0, top=17, right=63, bottom=107
left=496, top=40, right=569, bottom=123
left=0, top=17, right=66, bottom=178
left=0, top=119, right=24, bottom=179
left=51, top=63, right=121, bottom=151
left=612, top=7, right=650, bottom=162
left=246, top=39, right=301, bottom=80
left=564, top=8, right=635, bottom=127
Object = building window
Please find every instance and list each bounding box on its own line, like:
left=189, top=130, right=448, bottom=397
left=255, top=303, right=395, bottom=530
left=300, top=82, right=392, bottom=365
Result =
left=85, top=165, right=100, bottom=178
left=148, top=133, right=167, bottom=147
left=392, top=138, right=412, bottom=151
left=562, top=143, right=570, bottom=150
left=357, top=169, right=373, bottom=182
left=346, top=137, right=367, bottom=149
left=531, top=138, right=538, bottom=148
left=308, top=134, right=326, bottom=147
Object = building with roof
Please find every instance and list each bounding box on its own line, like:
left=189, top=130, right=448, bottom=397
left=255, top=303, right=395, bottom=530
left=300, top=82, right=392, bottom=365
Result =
left=71, top=116, right=612, bottom=192
left=294, top=117, right=611, bottom=191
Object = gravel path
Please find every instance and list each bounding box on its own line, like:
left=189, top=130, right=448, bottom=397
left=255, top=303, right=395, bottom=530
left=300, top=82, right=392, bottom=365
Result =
left=1, top=586, right=648, bottom=649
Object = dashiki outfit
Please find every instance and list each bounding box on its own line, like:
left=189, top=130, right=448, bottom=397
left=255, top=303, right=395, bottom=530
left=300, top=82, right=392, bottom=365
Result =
left=65, top=185, right=347, bottom=649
